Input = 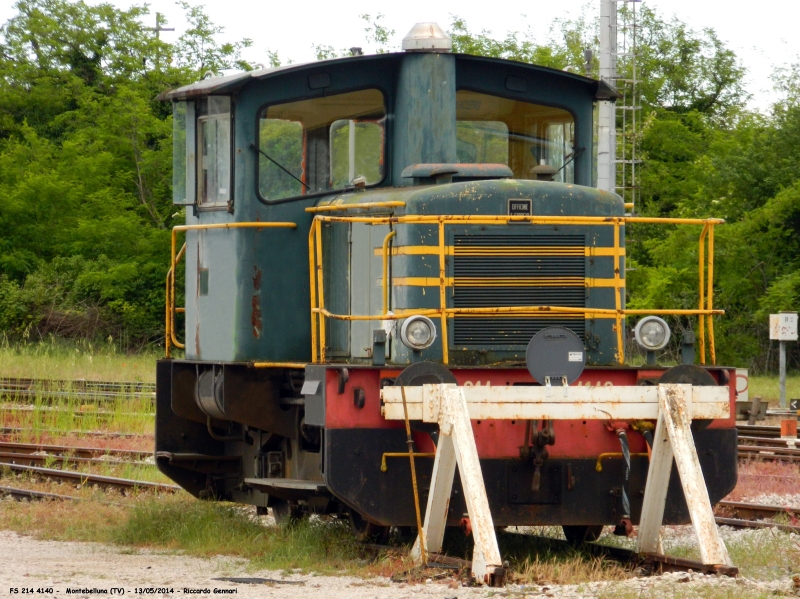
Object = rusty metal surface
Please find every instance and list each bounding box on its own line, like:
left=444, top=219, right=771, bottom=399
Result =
left=640, top=553, right=738, bottom=577
left=715, top=517, right=800, bottom=535
left=716, top=500, right=799, bottom=520
left=738, top=444, right=800, bottom=462
left=382, top=383, right=730, bottom=421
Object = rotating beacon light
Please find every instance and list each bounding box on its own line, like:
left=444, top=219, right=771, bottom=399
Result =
left=633, top=316, right=671, bottom=366
left=400, top=315, right=437, bottom=350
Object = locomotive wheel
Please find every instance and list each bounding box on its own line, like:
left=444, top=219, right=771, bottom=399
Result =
left=562, top=525, right=604, bottom=545
left=349, top=510, right=390, bottom=544
left=272, top=500, right=302, bottom=527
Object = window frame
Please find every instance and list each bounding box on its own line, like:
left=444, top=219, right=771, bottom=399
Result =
left=254, top=87, right=389, bottom=206
left=196, top=95, right=234, bottom=212
left=172, top=100, right=197, bottom=206
left=455, top=86, right=579, bottom=183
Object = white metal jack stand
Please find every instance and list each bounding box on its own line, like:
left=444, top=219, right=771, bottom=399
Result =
left=381, top=382, right=733, bottom=585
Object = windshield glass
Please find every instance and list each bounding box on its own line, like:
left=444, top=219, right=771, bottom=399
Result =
left=456, top=90, right=575, bottom=183
left=258, top=89, right=386, bottom=201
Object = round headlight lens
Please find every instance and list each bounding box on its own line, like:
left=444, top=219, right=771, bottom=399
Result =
left=634, top=316, right=671, bottom=351
left=400, top=316, right=436, bottom=350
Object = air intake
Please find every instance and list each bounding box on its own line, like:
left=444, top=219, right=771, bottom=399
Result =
left=452, top=234, right=587, bottom=346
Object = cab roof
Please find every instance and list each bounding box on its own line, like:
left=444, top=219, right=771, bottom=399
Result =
left=158, top=53, right=616, bottom=102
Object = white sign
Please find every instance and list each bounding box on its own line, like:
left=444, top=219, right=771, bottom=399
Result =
left=770, top=312, right=798, bottom=341
left=735, top=369, right=748, bottom=402
left=568, top=351, right=584, bottom=362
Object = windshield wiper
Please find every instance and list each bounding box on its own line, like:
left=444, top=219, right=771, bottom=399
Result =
left=249, top=143, right=309, bottom=190
left=557, top=146, right=586, bottom=174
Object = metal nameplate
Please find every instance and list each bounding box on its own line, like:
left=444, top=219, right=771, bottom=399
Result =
left=508, top=198, right=532, bottom=215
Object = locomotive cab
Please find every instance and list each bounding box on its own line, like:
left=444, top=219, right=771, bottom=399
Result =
left=156, top=26, right=737, bottom=539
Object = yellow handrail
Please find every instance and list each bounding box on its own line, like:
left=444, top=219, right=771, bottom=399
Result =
left=165, top=243, right=186, bottom=358
left=165, top=222, right=297, bottom=358
left=309, top=214, right=722, bottom=366
left=381, top=230, right=396, bottom=315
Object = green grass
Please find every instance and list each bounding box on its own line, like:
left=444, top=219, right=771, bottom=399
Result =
left=0, top=338, right=160, bottom=382
left=5, top=388, right=154, bottom=438
left=749, top=375, right=800, bottom=403
left=112, top=498, right=365, bottom=573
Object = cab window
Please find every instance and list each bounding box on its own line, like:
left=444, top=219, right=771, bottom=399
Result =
left=456, top=91, right=575, bottom=183
left=258, top=89, right=386, bottom=201
left=197, top=96, right=231, bottom=207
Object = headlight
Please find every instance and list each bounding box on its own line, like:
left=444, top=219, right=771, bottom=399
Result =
left=400, top=316, right=436, bottom=350
left=634, top=316, right=671, bottom=351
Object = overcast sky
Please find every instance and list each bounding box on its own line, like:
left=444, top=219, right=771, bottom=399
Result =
left=1, top=0, right=797, bottom=110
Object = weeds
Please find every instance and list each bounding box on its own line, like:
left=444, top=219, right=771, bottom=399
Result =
left=113, top=497, right=364, bottom=573
left=748, top=375, right=800, bottom=404
left=0, top=338, right=161, bottom=382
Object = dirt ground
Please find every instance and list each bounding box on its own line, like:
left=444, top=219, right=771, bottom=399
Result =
left=0, top=530, right=488, bottom=599
left=1, top=529, right=798, bottom=599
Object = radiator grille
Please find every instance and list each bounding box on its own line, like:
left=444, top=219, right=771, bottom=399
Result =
left=453, top=234, right=586, bottom=346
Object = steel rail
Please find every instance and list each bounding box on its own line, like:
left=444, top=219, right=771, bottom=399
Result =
left=0, top=452, right=147, bottom=468
left=738, top=435, right=800, bottom=446
left=0, top=426, right=151, bottom=439
left=717, top=500, right=799, bottom=519
left=0, top=485, right=84, bottom=502
left=737, top=424, right=800, bottom=439
left=0, top=390, right=154, bottom=403
left=1, top=404, right=153, bottom=415
left=0, top=377, right=155, bottom=391
left=0, top=441, right=151, bottom=461
left=1, top=463, right=179, bottom=493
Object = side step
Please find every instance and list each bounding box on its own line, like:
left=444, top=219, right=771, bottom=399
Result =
left=244, top=478, right=329, bottom=501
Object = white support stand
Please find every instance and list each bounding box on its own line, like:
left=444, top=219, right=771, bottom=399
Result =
left=410, top=385, right=504, bottom=585
left=637, top=385, right=732, bottom=566
left=381, top=382, right=733, bottom=584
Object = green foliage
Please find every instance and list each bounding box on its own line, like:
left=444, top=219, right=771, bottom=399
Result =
left=0, top=0, right=251, bottom=348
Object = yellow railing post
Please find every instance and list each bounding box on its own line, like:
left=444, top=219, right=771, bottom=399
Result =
left=438, top=220, right=448, bottom=365
left=707, top=224, right=716, bottom=364
left=698, top=224, right=709, bottom=364
left=382, top=230, right=397, bottom=315
left=309, top=219, right=319, bottom=363
left=315, top=220, right=326, bottom=362
left=613, top=221, right=624, bottom=364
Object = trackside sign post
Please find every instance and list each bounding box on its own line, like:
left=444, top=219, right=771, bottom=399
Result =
left=770, top=312, right=798, bottom=409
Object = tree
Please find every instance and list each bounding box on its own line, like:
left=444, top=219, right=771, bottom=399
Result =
left=0, top=0, right=253, bottom=346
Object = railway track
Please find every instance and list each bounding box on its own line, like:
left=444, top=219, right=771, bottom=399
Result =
left=0, top=405, right=154, bottom=419
left=736, top=424, right=800, bottom=462
left=0, top=441, right=151, bottom=468
left=737, top=424, right=800, bottom=439
left=0, top=463, right=179, bottom=493
left=0, top=377, right=155, bottom=403
left=0, top=426, right=152, bottom=439
left=715, top=500, right=800, bottom=534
